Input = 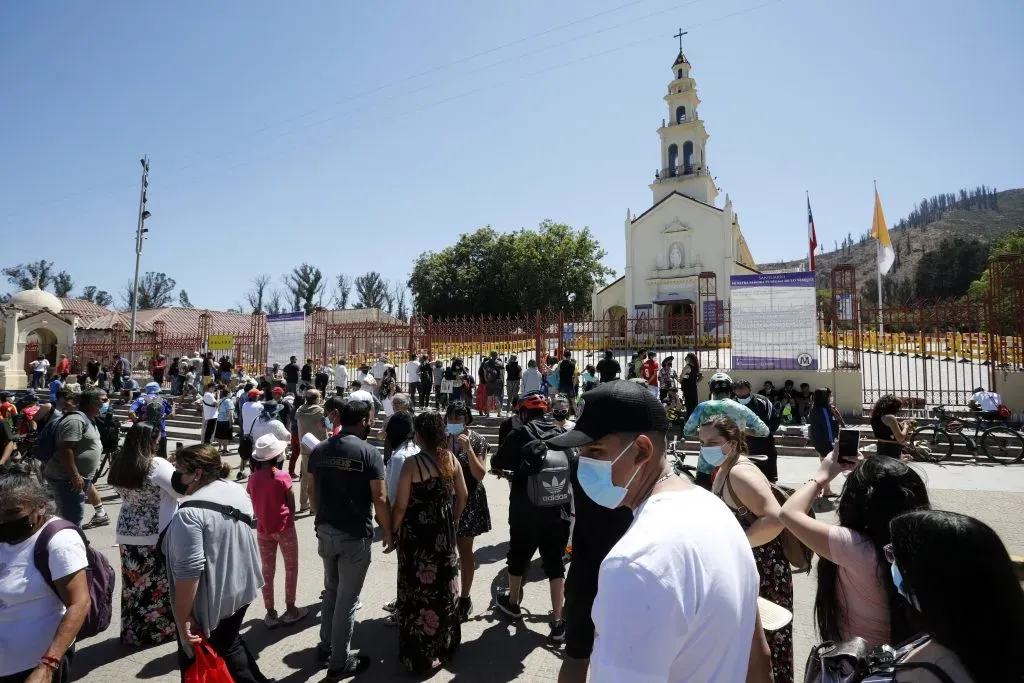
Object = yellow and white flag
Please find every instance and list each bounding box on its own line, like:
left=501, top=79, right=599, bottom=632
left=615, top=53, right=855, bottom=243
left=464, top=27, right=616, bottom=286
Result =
left=871, top=187, right=895, bottom=276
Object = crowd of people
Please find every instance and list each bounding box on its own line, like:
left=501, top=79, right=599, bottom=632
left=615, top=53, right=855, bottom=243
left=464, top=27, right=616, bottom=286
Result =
left=1, top=348, right=1023, bottom=683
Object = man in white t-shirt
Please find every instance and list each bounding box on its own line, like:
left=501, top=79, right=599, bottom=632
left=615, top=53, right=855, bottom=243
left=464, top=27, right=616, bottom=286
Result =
left=201, top=382, right=219, bottom=444
left=370, top=356, right=389, bottom=382
left=334, top=359, right=349, bottom=396
left=405, top=353, right=420, bottom=399
left=547, top=381, right=760, bottom=683
left=970, top=386, right=1003, bottom=413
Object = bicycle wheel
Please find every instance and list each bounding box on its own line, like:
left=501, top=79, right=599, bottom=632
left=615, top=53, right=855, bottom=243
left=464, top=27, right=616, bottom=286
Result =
left=981, top=427, right=1024, bottom=465
left=909, top=426, right=953, bottom=463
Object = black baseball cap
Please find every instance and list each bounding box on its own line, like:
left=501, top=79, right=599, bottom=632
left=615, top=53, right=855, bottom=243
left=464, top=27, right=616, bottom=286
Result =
left=546, top=380, right=669, bottom=449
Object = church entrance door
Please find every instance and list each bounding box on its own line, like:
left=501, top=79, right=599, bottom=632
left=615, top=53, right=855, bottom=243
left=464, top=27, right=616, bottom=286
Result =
left=665, top=303, right=695, bottom=339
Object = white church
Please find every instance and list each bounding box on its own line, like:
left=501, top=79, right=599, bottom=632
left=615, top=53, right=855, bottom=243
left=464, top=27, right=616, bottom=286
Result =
left=592, top=46, right=758, bottom=336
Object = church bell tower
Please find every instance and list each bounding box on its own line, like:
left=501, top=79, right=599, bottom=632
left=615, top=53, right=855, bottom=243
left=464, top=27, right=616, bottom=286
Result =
left=651, top=35, right=718, bottom=206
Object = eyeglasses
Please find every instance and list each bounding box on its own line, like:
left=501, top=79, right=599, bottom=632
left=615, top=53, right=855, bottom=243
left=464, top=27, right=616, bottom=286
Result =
left=883, top=543, right=896, bottom=564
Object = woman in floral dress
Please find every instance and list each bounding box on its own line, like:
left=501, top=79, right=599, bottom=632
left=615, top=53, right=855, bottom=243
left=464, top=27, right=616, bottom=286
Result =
left=106, top=422, right=183, bottom=645
left=444, top=401, right=491, bottom=621
left=703, top=415, right=794, bottom=683
left=391, top=412, right=468, bottom=675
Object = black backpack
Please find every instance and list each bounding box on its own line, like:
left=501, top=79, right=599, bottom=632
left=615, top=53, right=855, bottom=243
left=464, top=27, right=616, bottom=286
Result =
left=519, top=421, right=572, bottom=508
left=142, top=396, right=164, bottom=431
left=419, top=363, right=433, bottom=384
left=95, top=411, right=121, bottom=454
left=484, top=360, right=501, bottom=384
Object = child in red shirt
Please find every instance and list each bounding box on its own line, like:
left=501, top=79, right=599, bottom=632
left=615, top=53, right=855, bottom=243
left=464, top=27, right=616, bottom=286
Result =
left=247, top=434, right=308, bottom=628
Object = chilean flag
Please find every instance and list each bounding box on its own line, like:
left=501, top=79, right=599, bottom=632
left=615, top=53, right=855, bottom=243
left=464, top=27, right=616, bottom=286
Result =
left=807, top=194, right=818, bottom=271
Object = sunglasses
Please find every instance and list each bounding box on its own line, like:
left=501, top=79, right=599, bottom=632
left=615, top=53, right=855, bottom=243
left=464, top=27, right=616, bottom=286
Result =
left=883, top=543, right=896, bottom=564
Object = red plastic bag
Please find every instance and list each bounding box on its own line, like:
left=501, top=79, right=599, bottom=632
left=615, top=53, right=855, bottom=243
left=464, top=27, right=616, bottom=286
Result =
left=185, top=639, right=233, bottom=683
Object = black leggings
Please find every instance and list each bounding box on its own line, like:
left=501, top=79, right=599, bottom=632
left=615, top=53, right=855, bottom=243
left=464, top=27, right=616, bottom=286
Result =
left=177, top=606, right=268, bottom=683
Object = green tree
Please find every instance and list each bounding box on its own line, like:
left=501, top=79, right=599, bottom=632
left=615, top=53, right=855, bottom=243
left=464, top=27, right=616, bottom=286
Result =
left=333, top=274, right=353, bottom=309
left=968, top=229, right=1024, bottom=300
left=354, top=272, right=390, bottom=310
left=79, top=286, right=113, bottom=307
left=122, top=272, right=177, bottom=310
left=408, top=220, right=613, bottom=316
left=3, top=260, right=71, bottom=293
left=284, top=264, right=325, bottom=314
left=53, top=272, right=74, bottom=297
left=178, top=290, right=195, bottom=308
left=245, top=274, right=272, bottom=313
left=914, top=236, right=989, bottom=300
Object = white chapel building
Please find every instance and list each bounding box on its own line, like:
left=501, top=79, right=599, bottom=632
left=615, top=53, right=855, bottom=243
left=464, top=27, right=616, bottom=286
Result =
left=592, top=47, right=758, bottom=335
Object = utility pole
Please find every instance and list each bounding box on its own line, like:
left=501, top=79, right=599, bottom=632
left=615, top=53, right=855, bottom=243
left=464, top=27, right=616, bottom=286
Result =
left=129, top=156, right=151, bottom=372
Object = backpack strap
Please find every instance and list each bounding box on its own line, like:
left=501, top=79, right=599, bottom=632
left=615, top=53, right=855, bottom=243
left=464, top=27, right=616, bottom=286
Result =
left=178, top=500, right=256, bottom=528
left=33, top=519, right=88, bottom=599
left=892, top=662, right=956, bottom=683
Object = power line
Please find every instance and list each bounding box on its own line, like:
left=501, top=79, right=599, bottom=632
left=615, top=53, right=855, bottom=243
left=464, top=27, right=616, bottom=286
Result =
left=1, top=0, right=783, bottom=227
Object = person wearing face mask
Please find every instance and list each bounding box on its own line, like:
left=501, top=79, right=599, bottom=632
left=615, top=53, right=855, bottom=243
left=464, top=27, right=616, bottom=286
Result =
left=884, top=510, right=1024, bottom=681
left=107, top=422, right=182, bottom=645
left=295, top=389, right=327, bottom=514
left=703, top=415, right=793, bottom=683
left=444, top=401, right=492, bottom=622
left=45, top=389, right=105, bottom=527
left=490, top=391, right=572, bottom=643
left=545, top=381, right=760, bottom=682
left=683, top=373, right=770, bottom=490
left=162, top=444, right=269, bottom=683
left=308, top=400, right=393, bottom=679
left=551, top=394, right=576, bottom=430
left=0, top=461, right=92, bottom=683
left=733, top=380, right=781, bottom=483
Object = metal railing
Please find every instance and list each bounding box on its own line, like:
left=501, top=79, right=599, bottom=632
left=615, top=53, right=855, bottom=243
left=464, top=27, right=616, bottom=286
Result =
left=653, top=165, right=709, bottom=182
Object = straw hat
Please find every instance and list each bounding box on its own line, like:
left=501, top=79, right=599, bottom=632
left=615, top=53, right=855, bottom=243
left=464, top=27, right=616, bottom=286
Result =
left=251, top=434, right=287, bottom=462
left=758, top=597, right=793, bottom=632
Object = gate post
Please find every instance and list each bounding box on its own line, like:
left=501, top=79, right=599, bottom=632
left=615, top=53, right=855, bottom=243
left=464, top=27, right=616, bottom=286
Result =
left=535, top=311, right=543, bottom=363
left=426, top=316, right=434, bottom=358
left=557, top=310, right=565, bottom=358
left=408, top=314, right=416, bottom=357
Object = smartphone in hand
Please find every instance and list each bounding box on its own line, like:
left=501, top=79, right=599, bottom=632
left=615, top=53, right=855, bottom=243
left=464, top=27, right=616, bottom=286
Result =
left=837, top=429, right=860, bottom=464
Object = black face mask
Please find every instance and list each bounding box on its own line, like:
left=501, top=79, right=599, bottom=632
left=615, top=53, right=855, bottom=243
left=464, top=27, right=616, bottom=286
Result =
left=552, top=409, right=570, bottom=420
left=0, top=514, right=36, bottom=544
left=170, top=472, right=190, bottom=496
left=362, top=423, right=372, bottom=440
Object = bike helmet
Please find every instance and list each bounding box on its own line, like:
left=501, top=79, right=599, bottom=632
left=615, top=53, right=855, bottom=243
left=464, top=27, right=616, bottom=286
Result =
left=516, top=391, right=549, bottom=412
left=708, top=372, right=733, bottom=394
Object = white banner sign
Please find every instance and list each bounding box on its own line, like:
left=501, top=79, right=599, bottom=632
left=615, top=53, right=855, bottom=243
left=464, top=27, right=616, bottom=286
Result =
left=730, top=272, right=818, bottom=370
left=267, top=312, right=305, bottom=368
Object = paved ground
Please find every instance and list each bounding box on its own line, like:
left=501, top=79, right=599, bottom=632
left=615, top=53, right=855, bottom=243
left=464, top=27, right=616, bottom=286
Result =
left=72, top=454, right=1024, bottom=683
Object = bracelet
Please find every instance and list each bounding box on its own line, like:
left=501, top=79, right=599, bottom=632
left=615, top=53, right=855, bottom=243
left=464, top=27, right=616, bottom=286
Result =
left=40, top=656, right=60, bottom=670
left=806, top=478, right=825, bottom=495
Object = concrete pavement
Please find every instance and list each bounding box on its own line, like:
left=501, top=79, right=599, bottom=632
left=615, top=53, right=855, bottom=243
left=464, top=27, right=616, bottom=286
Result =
left=69, top=454, right=1024, bottom=683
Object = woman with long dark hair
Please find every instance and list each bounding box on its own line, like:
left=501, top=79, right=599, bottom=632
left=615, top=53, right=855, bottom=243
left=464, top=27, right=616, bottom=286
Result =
left=680, top=352, right=701, bottom=416
left=888, top=510, right=1024, bottom=681
left=779, top=449, right=930, bottom=647
left=444, top=401, right=491, bottom=622
left=107, top=422, right=183, bottom=645
left=871, top=394, right=912, bottom=459
left=391, top=411, right=468, bottom=675
left=701, top=415, right=793, bottom=683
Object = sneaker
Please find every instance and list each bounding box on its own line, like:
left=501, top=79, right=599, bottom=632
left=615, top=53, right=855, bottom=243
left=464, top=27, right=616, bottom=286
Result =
left=548, top=619, right=566, bottom=643
left=382, top=599, right=398, bottom=613
left=280, top=605, right=309, bottom=625
left=315, top=644, right=331, bottom=666
left=264, top=610, right=280, bottom=629
left=354, top=596, right=363, bottom=611
left=457, top=596, right=473, bottom=622
left=495, top=593, right=522, bottom=620
left=384, top=613, right=399, bottom=628
left=82, top=511, right=110, bottom=529
left=235, top=468, right=247, bottom=481
left=325, top=655, right=371, bottom=680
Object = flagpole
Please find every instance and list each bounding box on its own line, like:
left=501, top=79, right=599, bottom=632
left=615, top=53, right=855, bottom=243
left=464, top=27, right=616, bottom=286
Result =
left=806, top=191, right=812, bottom=271
left=875, top=180, right=884, bottom=338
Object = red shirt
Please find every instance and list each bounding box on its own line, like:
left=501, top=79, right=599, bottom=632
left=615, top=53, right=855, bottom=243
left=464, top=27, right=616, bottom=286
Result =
left=641, top=358, right=659, bottom=386
left=246, top=466, right=294, bottom=535
left=55, top=358, right=70, bottom=375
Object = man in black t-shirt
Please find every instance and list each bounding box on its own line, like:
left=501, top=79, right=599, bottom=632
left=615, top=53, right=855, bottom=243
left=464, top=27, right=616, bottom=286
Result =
left=595, top=350, right=621, bottom=384
left=283, top=356, right=300, bottom=395
left=504, top=354, right=522, bottom=409
left=557, top=351, right=577, bottom=404
left=308, top=400, right=392, bottom=678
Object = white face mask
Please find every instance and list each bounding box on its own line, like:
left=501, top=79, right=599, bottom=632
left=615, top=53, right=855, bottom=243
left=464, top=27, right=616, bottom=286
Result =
left=735, top=395, right=752, bottom=405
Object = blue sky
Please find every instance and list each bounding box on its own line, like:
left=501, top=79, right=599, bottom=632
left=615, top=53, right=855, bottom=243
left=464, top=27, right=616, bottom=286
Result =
left=2, top=0, right=1022, bottom=310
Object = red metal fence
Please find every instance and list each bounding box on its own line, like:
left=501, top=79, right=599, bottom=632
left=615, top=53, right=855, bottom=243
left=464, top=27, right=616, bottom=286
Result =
left=58, top=259, right=1023, bottom=409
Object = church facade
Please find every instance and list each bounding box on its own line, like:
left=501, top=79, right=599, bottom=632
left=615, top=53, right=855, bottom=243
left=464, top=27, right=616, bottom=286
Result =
left=593, top=47, right=758, bottom=336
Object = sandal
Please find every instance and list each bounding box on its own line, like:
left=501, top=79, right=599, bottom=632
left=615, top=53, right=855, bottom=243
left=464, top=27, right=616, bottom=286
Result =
left=280, top=606, right=309, bottom=625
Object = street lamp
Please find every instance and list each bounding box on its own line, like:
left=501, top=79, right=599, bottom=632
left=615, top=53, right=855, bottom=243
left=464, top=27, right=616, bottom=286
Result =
left=129, top=156, right=151, bottom=372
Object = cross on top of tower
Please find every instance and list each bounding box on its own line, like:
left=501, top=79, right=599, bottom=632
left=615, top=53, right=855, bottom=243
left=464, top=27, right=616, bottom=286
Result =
left=674, top=28, right=687, bottom=53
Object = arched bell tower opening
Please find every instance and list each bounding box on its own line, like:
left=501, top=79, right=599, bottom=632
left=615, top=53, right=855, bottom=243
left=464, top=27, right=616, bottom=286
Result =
left=675, top=105, right=686, bottom=123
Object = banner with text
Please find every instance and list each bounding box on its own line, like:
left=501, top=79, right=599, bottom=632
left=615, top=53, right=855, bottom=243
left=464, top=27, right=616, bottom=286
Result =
left=730, top=272, right=818, bottom=370
left=267, top=312, right=305, bottom=368
left=207, top=334, right=234, bottom=352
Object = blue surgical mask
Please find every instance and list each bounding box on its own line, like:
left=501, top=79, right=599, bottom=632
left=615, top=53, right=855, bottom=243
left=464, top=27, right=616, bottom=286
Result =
left=324, top=418, right=333, bottom=430
left=446, top=423, right=465, bottom=436
left=577, top=441, right=642, bottom=509
left=700, top=445, right=728, bottom=468
left=99, top=402, right=111, bottom=414
left=890, top=561, right=918, bottom=608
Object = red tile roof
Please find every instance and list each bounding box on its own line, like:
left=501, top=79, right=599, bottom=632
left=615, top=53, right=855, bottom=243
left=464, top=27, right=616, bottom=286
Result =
left=57, top=298, right=114, bottom=319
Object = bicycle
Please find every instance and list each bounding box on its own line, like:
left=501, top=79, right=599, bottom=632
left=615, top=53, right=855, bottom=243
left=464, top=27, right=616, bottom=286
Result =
left=667, top=437, right=699, bottom=482
left=910, top=406, right=1024, bottom=465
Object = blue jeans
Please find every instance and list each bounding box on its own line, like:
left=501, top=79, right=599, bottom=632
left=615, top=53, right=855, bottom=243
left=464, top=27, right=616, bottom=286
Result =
left=48, top=477, right=91, bottom=527
left=317, top=525, right=372, bottom=670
